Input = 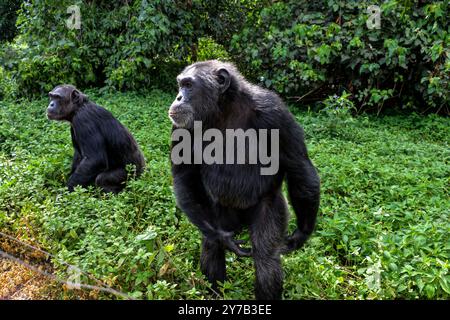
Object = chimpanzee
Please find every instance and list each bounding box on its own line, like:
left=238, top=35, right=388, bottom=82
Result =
left=169, top=60, right=320, bottom=299
left=47, top=85, right=145, bottom=193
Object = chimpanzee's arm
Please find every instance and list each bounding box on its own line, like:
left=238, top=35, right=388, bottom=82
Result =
left=172, top=163, right=251, bottom=256
left=280, top=114, right=320, bottom=253
left=70, top=128, right=82, bottom=174
left=70, top=150, right=82, bottom=175
left=172, top=163, right=219, bottom=237
left=67, top=122, right=107, bottom=191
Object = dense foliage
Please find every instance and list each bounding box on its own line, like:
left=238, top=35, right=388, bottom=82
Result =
left=230, top=0, right=449, bottom=113
left=0, top=92, right=448, bottom=299
left=0, top=0, right=260, bottom=97
left=0, top=1, right=448, bottom=113
left=0, top=0, right=21, bottom=41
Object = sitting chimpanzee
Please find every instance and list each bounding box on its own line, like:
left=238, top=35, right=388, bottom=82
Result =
left=169, top=60, right=320, bottom=300
left=47, top=85, right=145, bottom=193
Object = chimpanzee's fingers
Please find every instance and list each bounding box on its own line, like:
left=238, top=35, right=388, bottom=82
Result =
left=235, top=246, right=252, bottom=257
left=281, top=229, right=309, bottom=254
left=225, top=239, right=252, bottom=257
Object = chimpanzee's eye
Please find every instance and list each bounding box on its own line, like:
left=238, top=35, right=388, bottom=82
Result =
left=180, top=78, right=193, bottom=89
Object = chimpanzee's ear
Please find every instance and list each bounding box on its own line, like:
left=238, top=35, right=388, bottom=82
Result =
left=70, top=88, right=85, bottom=104
left=216, top=68, right=231, bottom=94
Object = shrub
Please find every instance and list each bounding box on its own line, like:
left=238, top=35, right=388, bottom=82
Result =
left=0, top=0, right=21, bottom=42
left=230, top=0, right=449, bottom=113
left=2, top=0, right=104, bottom=96
left=0, top=66, right=17, bottom=100
left=0, top=1, right=262, bottom=96
left=0, top=1, right=448, bottom=115
left=193, top=37, right=231, bottom=62
left=0, top=1, right=202, bottom=95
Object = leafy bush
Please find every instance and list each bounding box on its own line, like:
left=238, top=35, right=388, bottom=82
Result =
left=1, top=91, right=449, bottom=299
left=0, top=0, right=261, bottom=97
left=193, top=37, right=231, bottom=62
left=1, top=1, right=447, bottom=114
left=230, top=0, right=449, bottom=113
left=0, top=1, right=198, bottom=95
left=0, top=66, right=17, bottom=100
left=2, top=0, right=103, bottom=96
left=0, top=0, right=21, bottom=42
left=318, top=92, right=356, bottom=137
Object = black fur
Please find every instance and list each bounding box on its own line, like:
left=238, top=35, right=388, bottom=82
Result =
left=169, top=61, right=320, bottom=300
left=47, top=85, right=145, bottom=193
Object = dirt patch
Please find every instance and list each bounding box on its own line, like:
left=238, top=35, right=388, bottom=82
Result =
left=0, top=235, right=122, bottom=300
left=0, top=257, right=58, bottom=300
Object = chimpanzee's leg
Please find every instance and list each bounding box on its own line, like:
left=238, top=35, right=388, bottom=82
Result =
left=95, top=168, right=127, bottom=193
left=249, top=192, right=288, bottom=300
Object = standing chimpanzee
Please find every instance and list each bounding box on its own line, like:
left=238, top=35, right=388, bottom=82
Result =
left=169, top=60, right=320, bottom=299
left=47, top=85, right=145, bottom=193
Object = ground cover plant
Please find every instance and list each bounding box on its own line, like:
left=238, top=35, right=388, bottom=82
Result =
left=0, top=91, right=448, bottom=299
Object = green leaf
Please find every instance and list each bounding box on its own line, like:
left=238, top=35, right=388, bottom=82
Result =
left=439, top=277, right=450, bottom=294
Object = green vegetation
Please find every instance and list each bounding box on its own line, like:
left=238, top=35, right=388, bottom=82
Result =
left=0, top=0, right=21, bottom=41
left=231, top=0, right=449, bottom=113
left=1, top=92, right=448, bottom=299
left=0, top=1, right=448, bottom=113
left=0, top=0, right=448, bottom=301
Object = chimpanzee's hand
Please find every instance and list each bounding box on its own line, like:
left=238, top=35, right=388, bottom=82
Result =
left=217, top=229, right=252, bottom=257
left=281, top=229, right=309, bottom=254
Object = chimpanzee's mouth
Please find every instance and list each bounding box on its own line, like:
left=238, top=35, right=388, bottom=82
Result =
left=168, top=110, right=187, bottom=120
left=47, top=111, right=59, bottom=120
left=169, top=111, right=191, bottom=128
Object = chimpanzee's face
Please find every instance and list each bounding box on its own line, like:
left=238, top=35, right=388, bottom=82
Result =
left=168, top=63, right=231, bottom=129
left=47, top=85, right=83, bottom=121
left=168, top=67, right=201, bottom=129
left=47, top=87, right=68, bottom=121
